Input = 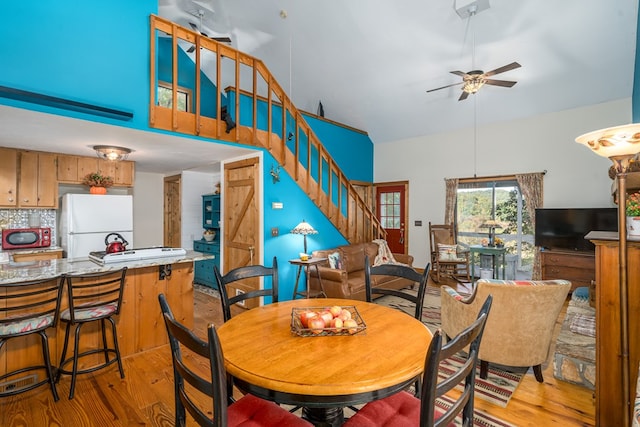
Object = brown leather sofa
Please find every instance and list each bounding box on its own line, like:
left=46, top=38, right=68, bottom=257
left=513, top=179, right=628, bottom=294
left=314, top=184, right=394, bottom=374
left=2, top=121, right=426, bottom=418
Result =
left=308, top=242, right=414, bottom=301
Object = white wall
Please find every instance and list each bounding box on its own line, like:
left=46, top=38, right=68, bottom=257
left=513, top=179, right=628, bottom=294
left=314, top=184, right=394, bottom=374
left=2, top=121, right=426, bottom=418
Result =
left=180, top=171, right=220, bottom=249
left=132, top=172, right=164, bottom=247
left=374, top=98, right=632, bottom=267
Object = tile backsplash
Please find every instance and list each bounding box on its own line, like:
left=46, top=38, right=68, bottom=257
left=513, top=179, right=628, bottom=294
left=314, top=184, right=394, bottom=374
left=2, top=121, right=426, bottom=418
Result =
left=0, top=209, right=57, bottom=249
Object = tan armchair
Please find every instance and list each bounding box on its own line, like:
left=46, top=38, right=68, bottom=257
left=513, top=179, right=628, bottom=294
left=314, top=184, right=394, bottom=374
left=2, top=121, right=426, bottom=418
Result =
left=440, top=278, right=571, bottom=382
left=429, top=222, right=470, bottom=283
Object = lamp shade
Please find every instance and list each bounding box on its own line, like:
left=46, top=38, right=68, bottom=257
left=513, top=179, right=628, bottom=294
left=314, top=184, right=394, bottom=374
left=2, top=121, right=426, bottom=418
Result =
left=290, top=220, right=318, bottom=236
left=575, top=123, right=640, bottom=159
left=480, top=220, right=502, bottom=229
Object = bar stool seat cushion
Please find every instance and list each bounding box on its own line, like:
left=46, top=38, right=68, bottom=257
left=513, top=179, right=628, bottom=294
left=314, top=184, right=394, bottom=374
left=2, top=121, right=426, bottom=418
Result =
left=228, top=393, right=312, bottom=426
left=61, top=302, right=118, bottom=321
left=0, top=314, right=54, bottom=335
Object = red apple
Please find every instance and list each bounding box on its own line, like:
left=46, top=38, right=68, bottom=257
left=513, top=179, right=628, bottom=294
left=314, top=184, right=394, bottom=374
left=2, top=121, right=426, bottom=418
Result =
left=299, top=310, right=318, bottom=328
left=329, top=305, right=343, bottom=318
left=308, top=317, right=326, bottom=334
left=318, top=310, right=334, bottom=327
left=330, top=317, right=343, bottom=332
left=343, top=318, right=359, bottom=334
left=338, top=309, right=352, bottom=321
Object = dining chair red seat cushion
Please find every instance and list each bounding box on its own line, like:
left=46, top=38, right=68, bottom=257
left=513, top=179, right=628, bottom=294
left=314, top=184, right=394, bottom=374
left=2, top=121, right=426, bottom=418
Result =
left=343, top=391, right=455, bottom=427
left=228, top=393, right=311, bottom=426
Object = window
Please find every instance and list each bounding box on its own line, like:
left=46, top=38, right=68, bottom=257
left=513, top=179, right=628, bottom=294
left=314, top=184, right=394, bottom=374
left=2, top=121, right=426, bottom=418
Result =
left=379, top=191, right=401, bottom=229
left=157, top=82, right=192, bottom=112
left=456, top=178, right=533, bottom=277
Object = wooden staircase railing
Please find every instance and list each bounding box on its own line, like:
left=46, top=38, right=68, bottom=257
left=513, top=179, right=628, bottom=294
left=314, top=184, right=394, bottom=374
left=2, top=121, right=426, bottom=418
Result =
left=149, top=15, right=385, bottom=244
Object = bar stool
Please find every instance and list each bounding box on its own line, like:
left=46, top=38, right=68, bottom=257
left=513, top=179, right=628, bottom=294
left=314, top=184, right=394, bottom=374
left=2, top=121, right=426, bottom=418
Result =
left=56, top=267, right=127, bottom=399
left=0, top=275, right=65, bottom=401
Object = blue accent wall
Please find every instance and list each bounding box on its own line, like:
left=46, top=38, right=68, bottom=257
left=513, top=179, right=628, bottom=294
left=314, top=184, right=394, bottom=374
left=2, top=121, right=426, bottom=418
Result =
left=0, top=0, right=155, bottom=129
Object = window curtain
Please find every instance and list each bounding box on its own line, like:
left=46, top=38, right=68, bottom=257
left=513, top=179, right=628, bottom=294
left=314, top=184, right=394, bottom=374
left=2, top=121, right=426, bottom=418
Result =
left=516, top=172, right=545, bottom=279
left=444, top=178, right=459, bottom=226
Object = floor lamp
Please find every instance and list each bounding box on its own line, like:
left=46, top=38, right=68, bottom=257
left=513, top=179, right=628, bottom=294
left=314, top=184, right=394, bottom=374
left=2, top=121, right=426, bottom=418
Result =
left=576, top=123, right=640, bottom=427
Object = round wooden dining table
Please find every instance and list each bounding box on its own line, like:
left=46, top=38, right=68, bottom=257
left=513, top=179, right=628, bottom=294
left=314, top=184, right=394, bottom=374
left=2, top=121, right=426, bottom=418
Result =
left=216, top=298, right=432, bottom=426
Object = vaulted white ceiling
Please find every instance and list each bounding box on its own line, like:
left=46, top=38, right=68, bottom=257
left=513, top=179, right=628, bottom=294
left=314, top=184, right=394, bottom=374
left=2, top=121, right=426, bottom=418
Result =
left=159, top=0, right=639, bottom=144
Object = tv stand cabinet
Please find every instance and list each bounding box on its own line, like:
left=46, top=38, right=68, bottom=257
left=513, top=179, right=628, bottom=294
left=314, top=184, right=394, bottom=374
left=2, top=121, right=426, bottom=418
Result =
left=540, top=249, right=594, bottom=292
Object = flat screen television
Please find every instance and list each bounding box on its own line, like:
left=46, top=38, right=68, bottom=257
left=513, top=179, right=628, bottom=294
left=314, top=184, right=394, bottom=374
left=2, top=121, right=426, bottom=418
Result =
left=535, top=208, right=618, bottom=252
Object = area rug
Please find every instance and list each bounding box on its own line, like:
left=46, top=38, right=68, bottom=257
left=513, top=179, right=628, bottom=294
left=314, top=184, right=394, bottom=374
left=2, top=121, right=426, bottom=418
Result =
left=376, top=285, right=525, bottom=408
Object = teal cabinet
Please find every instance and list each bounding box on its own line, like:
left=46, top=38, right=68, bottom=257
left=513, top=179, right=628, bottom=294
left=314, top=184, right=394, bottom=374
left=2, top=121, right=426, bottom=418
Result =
left=194, top=194, right=221, bottom=289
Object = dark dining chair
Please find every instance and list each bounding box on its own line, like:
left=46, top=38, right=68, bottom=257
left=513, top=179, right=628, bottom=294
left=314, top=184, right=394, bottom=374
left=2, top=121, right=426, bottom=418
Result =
left=214, top=256, right=278, bottom=322
left=344, top=295, right=492, bottom=427
left=364, top=255, right=430, bottom=321
left=158, top=294, right=312, bottom=427
left=56, top=267, right=127, bottom=399
left=0, top=275, right=65, bottom=401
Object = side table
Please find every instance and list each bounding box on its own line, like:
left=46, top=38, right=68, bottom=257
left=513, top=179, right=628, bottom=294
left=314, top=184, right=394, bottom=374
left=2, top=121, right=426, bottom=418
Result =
left=469, top=245, right=506, bottom=281
left=290, top=258, right=328, bottom=299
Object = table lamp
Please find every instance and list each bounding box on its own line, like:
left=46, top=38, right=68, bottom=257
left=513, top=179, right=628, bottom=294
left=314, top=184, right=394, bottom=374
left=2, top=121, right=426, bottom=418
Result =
left=480, top=220, right=502, bottom=247
left=576, top=123, right=640, bottom=427
left=291, top=220, right=318, bottom=255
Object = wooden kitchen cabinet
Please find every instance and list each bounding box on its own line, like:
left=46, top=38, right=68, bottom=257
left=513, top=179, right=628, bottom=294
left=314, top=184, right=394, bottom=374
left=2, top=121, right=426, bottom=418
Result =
left=540, top=249, right=595, bottom=291
left=0, top=147, right=18, bottom=207
left=12, top=249, right=63, bottom=262
left=19, top=151, right=58, bottom=208
left=57, top=154, right=134, bottom=186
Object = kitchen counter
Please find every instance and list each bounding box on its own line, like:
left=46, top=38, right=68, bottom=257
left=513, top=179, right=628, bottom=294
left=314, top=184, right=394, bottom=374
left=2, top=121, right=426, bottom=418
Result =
left=1, top=250, right=212, bottom=375
left=0, top=250, right=214, bottom=284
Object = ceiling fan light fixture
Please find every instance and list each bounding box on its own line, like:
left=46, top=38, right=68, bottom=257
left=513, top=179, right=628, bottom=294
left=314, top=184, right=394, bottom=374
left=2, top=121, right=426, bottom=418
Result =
left=463, top=77, right=486, bottom=94
left=93, top=145, right=131, bottom=162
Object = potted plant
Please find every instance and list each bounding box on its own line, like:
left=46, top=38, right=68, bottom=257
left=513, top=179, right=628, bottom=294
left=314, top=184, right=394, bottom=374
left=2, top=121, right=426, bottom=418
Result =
left=627, top=192, right=640, bottom=236
left=82, top=172, right=114, bottom=194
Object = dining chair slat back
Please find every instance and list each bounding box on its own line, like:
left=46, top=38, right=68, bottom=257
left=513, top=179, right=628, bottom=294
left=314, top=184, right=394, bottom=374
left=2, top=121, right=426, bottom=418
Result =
left=214, top=256, right=278, bottom=322
left=158, top=293, right=313, bottom=427
left=344, top=295, right=492, bottom=427
left=364, top=255, right=430, bottom=321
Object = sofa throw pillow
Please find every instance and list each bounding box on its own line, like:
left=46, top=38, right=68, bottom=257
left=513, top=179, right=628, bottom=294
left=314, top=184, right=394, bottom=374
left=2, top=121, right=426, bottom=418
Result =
left=437, top=243, right=459, bottom=261
left=328, top=251, right=342, bottom=269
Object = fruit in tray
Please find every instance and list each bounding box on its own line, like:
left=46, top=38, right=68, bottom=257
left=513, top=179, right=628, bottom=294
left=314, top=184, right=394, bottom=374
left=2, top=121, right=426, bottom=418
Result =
left=297, top=305, right=359, bottom=335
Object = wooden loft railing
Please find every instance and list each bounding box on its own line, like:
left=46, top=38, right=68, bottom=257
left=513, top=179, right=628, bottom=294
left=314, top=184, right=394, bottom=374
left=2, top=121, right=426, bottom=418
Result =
left=149, top=15, right=385, bottom=244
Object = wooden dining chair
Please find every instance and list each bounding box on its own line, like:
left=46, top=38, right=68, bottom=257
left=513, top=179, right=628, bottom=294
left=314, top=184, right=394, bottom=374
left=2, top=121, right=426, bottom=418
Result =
left=158, top=294, right=312, bottom=427
left=344, top=295, right=492, bottom=427
left=214, top=256, right=278, bottom=322
left=364, top=255, right=430, bottom=320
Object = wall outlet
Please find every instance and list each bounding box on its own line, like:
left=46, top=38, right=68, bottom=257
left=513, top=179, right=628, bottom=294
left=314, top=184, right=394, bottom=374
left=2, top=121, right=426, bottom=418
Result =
left=235, top=289, right=246, bottom=307
left=271, top=227, right=279, bottom=237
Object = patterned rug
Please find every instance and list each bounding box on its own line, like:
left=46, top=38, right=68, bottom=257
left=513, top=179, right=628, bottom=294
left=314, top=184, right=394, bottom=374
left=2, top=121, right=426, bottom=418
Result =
left=376, top=285, right=525, bottom=408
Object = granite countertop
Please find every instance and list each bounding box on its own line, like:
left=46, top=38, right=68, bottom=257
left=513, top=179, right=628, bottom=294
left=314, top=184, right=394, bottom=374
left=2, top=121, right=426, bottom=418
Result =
left=0, top=250, right=214, bottom=284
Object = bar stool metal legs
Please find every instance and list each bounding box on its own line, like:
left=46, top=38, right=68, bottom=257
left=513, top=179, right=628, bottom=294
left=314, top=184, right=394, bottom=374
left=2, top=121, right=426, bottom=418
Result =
left=56, top=268, right=127, bottom=399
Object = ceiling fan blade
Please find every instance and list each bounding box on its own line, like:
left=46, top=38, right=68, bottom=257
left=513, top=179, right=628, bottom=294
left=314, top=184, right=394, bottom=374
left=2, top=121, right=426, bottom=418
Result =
left=212, top=36, right=232, bottom=43
left=189, top=22, right=200, bottom=33
left=458, top=91, right=470, bottom=101
left=187, top=45, right=196, bottom=53
left=450, top=70, right=468, bottom=77
left=483, top=62, right=521, bottom=77
left=484, top=79, right=517, bottom=88
left=426, top=81, right=463, bottom=93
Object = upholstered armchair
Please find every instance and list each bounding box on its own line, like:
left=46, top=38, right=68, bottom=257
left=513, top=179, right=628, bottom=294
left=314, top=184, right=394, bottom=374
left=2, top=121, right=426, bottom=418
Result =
left=440, top=279, right=571, bottom=382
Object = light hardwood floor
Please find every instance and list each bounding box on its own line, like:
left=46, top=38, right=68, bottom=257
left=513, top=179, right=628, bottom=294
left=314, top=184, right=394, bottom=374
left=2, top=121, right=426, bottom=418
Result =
left=0, top=281, right=595, bottom=426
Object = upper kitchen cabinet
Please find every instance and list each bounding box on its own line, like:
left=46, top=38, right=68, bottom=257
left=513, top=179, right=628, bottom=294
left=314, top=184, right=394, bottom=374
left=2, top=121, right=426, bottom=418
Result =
left=0, top=147, right=18, bottom=207
left=19, top=151, right=58, bottom=208
left=57, top=154, right=135, bottom=186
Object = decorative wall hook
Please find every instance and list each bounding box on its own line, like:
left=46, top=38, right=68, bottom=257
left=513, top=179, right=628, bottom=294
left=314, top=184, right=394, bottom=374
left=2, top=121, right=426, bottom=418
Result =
left=270, top=165, right=281, bottom=183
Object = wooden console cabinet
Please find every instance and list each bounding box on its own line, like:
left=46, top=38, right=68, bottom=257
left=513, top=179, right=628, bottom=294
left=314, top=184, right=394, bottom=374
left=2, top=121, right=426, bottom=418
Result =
left=587, top=231, right=640, bottom=426
left=540, top=249, right=595, bottom=291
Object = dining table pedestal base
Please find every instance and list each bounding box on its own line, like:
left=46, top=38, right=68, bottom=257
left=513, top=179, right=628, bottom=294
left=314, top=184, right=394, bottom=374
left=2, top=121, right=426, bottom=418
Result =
left=302, top=406, right=344, bottom=427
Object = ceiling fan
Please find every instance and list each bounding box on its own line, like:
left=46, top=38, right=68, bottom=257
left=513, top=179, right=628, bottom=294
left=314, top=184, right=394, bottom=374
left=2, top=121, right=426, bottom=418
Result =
left=427, top=61, right=522, bottom=101
left=187, top=9, right=232, bottom=52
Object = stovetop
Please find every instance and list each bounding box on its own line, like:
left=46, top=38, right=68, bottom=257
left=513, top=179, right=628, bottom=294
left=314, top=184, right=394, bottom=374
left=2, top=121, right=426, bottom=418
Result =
left=89, top=247, right=187, bottom=264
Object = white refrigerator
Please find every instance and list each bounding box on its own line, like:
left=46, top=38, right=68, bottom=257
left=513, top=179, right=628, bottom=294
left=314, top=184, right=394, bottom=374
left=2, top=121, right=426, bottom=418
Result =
left=60, top=194, right=134, bottom=259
